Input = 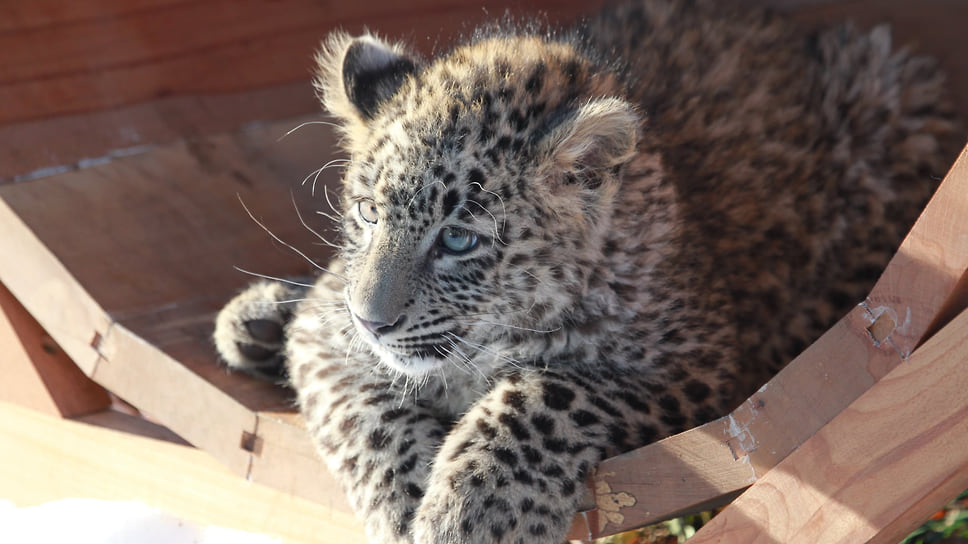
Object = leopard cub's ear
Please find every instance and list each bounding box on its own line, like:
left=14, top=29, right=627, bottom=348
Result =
left=314, top=32, right=421, bottom=147
left=539, top=97, right=639, bottom=178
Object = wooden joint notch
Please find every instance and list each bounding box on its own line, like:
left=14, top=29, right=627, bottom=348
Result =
left=724, top=397, right=765, bottom=461
left=860, top=300, right=908, bottom=359
left=240, top=430, right=264, bottom=456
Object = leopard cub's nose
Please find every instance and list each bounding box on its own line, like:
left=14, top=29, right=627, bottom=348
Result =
left=353, top=313, right=405, bottom=336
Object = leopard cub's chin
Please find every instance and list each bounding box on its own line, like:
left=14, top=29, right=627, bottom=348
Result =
left=374, top=348, right=446, bottom=377
left=355, top=333, right=447, bottom=377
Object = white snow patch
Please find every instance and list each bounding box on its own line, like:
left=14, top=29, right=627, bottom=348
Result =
left=0, top=499, right=281, bottom=544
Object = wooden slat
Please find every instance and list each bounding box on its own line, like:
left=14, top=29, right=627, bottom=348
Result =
left=868, top=468, right=968, bottom=544
left=688, top=307, right=968, bottom=544
left=568, top=143, right=968, bottom=539
left=863, top=145, right=968, bottom=375
left=0, top=401, right=366, bottom=543
left=0, top=0, right=601, bottom=125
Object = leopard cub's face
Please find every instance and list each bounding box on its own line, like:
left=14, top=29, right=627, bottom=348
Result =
left=317, top=33, right=639, bottom=376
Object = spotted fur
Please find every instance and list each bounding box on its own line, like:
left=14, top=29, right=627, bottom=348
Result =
left=213, top=1, right=961, bottom=542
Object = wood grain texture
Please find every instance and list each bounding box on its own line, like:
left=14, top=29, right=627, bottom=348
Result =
left=688, top=307, right=968, bottom=544
left=2, top=0, right=965, bottom=182
left=0, top=0, right=602, bottom=180
left=0, top=401, right=366, bottom=543
left=0, top=0, right=600, bottom=125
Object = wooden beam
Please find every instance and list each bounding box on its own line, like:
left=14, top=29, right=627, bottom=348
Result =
left=0, top=401, right=366, bottom=543
left=688, top=307, right=968, bottom=544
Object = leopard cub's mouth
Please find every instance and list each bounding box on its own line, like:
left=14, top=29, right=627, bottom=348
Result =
left=349, top=315, right=453, bottom=376
left=370, top=342, right=450, bottom=376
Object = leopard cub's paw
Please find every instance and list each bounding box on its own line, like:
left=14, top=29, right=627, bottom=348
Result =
left=213, top=280, right=307, bottom=381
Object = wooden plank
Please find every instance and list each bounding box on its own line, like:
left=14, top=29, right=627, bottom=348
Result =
left=0, top=401, right=366, bottom=543
left=93, top=321, right=258, bottom=476
left=1, top=0, right=960, bottom=126
left=0, top=0, right=560, bottom=124
left=249, top=411, right=353, bottom=512
left=0, top=117, right=335, bottom=404
left=0, top=0, right=601, bottom=180
left=688, top=308, right=968, bottom=544
left=568, top=143, right=968, bottom=539
left=867, top=468, right=968, bottom=544
left=0, top=281, right=111, bottom=417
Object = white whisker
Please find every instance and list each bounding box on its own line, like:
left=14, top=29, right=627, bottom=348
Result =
left=302, top=159, right=352, bottom=197
left=232, top=267, right=316, bottom=288
left=278, top=120, right=342, bottom=141
left=290, top=191, right=340, bottom=249
left=460, top=201, right=504, bottom=245
left=460, top=318, right=560, bottom=334
left=407, top=179, right=447, bottom=212
left=237, top=195, right=348, bottom=283
left=323, top=184, right=344, bottom=219
left=469, top=182, right=507, bottom=239
left=443, top=340, right=491, bottom=383
left=315, top=209, right=342, bottom=224
left=445, top=332, right=524, bottom=370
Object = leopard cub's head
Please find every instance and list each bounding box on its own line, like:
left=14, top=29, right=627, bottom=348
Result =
left=315, top=31, right=639, bottom=376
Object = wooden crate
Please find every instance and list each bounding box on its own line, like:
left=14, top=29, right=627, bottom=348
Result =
left=1, top=1, right=966, bottom=542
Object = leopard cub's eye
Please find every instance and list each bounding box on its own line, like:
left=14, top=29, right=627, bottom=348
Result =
left=357, top=200, right=379, bottom=224
left=438, top=227, right=479, bottom=255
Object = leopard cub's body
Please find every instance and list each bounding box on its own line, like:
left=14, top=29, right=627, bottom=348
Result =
left=214, top=1, right=959, bottom=542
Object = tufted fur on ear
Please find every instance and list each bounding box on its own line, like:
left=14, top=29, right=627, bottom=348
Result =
left=314, top=32, right=421, bottom=148
left=538, top=97, right=639, bottom=183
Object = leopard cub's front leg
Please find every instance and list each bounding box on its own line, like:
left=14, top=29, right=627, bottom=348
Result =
left=414, top=370, right=664, bottom=544
left=273, top=272, right=449, bottom=543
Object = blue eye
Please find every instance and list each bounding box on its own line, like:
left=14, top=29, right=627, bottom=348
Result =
left=439, top=227, right=479, bottom=254
left=358, top=200, right=379, bottom=224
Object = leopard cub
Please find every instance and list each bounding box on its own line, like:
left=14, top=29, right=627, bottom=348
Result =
left=215, top=1, right=959, bottom=542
